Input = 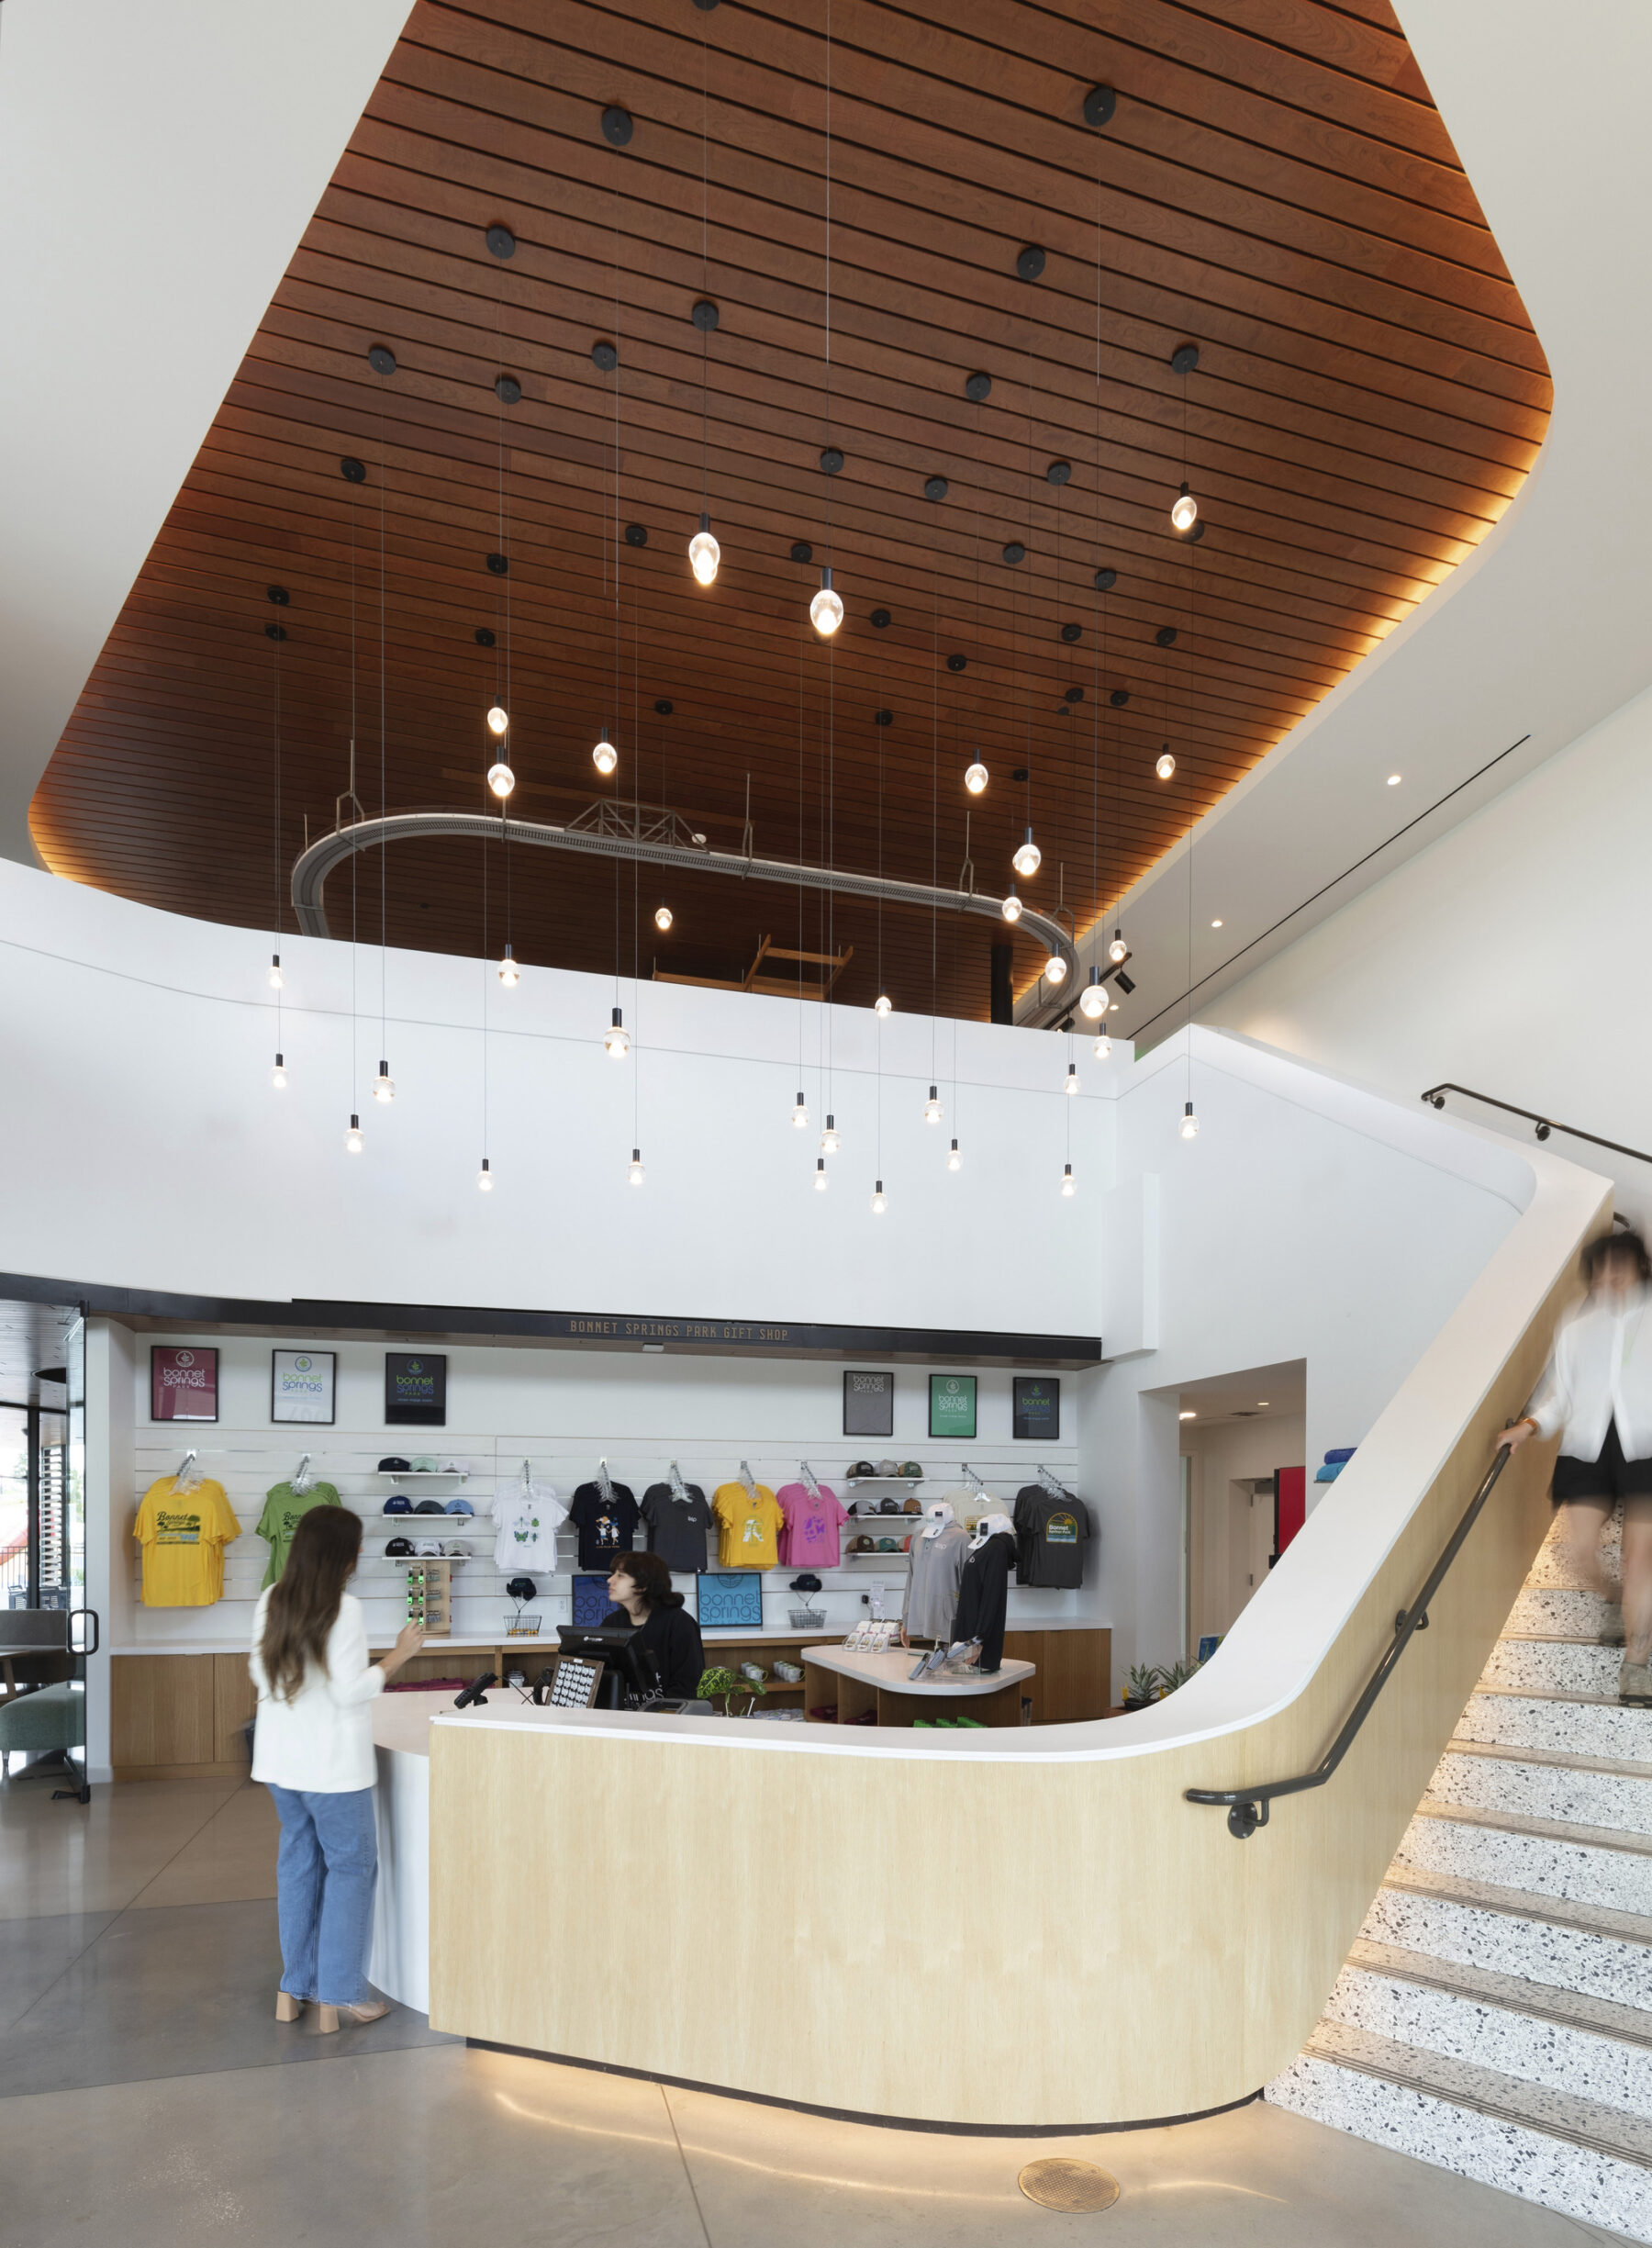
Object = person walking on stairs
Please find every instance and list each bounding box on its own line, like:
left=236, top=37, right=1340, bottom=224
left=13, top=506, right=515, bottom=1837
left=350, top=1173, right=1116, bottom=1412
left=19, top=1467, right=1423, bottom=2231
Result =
left=1499, top=1227, right=1652, bottom=1706
left=250, top=1506, right=424, bottom=2030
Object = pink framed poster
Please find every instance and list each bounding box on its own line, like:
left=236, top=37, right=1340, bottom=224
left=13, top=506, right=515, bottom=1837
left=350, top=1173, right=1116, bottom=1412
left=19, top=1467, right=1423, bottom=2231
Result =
left=151, top=1346, right=218, bottom=1422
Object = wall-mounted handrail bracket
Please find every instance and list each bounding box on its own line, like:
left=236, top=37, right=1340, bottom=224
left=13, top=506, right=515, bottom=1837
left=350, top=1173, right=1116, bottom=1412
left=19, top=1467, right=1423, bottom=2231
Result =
left=1422, top=1083, right=1652, bottom=1171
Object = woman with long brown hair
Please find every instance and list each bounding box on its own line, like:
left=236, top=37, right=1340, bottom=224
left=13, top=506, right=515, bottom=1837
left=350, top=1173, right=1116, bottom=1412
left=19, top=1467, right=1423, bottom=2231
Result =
left=250, top=1506, right=423, bottom=2030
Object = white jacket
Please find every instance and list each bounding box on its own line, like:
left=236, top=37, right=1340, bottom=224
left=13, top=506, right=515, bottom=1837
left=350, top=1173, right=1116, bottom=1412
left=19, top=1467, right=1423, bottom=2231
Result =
left=250, top=1589, right=385, bottom=1793
left=1527, top=1289, right=1652, bottom=1463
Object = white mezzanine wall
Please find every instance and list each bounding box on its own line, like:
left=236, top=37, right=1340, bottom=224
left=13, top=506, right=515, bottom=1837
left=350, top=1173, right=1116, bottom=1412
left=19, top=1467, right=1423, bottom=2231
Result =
left=107, top=1333, right=1087, bottom=1661
left=0, top=859, right=1105, bottom=1332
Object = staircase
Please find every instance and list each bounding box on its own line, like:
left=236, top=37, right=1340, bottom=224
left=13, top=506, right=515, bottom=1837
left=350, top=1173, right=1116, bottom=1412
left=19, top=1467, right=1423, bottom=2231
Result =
left=1268, top=1512, right=1652, bottom=2240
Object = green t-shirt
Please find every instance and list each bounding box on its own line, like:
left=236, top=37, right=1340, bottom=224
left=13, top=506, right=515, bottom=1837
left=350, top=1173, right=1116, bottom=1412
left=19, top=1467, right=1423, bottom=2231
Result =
left=255, top=1481, right=341, bottom=1587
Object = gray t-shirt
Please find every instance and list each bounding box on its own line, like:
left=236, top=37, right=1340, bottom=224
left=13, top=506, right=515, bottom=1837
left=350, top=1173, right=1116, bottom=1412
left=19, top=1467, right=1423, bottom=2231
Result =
left=641, top=1482, right=711, bottom=1574
left=902, top=1522, right=969, bottom=1640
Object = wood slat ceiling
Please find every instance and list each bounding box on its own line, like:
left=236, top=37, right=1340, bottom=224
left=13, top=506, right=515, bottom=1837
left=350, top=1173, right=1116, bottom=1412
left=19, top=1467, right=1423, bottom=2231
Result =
left=31, top=0, right=1548, bottom=1021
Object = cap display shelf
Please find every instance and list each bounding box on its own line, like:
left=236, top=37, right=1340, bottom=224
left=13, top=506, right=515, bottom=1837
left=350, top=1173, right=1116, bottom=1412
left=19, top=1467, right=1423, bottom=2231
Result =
left=374, top=1468, right=471, bottom=1483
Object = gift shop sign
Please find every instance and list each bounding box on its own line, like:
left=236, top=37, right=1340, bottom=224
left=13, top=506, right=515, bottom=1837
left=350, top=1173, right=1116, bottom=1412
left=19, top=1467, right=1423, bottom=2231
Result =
left=151, top=1346, right=218, bottom=1423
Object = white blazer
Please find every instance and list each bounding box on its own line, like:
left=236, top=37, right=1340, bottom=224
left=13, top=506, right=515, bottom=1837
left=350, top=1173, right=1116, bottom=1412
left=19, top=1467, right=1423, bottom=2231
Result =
left=1527, top=1288, right=1652, bottom=1463
left=250, top=1589, right=385, bottom=1794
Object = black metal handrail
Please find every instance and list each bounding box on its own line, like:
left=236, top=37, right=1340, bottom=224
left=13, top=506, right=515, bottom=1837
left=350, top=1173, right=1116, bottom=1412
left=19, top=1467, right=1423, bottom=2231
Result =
left=1185, top=1442, right=1511, bottom=1839
left=1422, top=1083, right=1652, bottom=1169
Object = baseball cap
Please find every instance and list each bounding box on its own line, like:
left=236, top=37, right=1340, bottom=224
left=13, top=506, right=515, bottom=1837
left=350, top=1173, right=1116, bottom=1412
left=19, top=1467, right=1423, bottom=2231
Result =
left=385, top=1535, right=414, bottom=1557
left=414, top=1498, right=447, bottom=1515
left=847, top=1460, right=876, bottom=1481
left=901, top=1496, right=921, bottom=1514
left=877, top=1458, right=900, bottom=1477
left=444, top=1497, right=474, bottom=1515
left=506, top=1575, right=538, bottom=1603
left=879, top=1496, right=899, bottom=1515
left=378, top=1457, right=411, bottom=1473
left=876, top=1537, right=899, bottom=1551
left=852, top=1534, right=876, bottom=1553
left=412, top=1538, right=443, bottom=1558
left=899, top=1460, right=923, bottom=1479
left=441, top=1540, right=471, bottom=1558
left=440, top=1459, right=465, bottom=1475
left=382, top=1494, right=413, bottom=1515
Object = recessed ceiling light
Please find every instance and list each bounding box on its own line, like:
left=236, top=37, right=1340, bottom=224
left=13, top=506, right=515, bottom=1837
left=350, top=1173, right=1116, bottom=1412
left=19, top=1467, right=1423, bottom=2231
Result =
left=1257, top=1401, right=1269, bottom=1407
left=1387, top=773, right=1401, bottom=786
left=1211, top=918, right=1222, bottom=928
left=1178, top=1409, right=1196, bottom=1421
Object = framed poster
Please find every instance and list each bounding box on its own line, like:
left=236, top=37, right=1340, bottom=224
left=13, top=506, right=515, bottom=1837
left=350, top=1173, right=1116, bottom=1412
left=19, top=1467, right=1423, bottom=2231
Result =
left=1011, top=1376, right=1060, bottom=1443
left=272, top=1349, right=336, bottom=1426
left=151, top=1346, right=218, bottom=1423
left=843, top=1369, right=895, bottom=1438
left=385, top=1351, right=447, bottom=1426
left=928, top=1372, right=977, bottom=1442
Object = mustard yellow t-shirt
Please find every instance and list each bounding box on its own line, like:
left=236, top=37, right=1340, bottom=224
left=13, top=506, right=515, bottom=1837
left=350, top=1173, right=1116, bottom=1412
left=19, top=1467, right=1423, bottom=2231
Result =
left=135, top=1475, right=240, bottom=1606
left=711, top=1482, right=783, bottom=1570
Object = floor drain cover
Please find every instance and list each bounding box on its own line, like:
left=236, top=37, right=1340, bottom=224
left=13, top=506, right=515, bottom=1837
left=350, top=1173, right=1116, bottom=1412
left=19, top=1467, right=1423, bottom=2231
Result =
left=1018, top=2158, right=1121, bottom=2212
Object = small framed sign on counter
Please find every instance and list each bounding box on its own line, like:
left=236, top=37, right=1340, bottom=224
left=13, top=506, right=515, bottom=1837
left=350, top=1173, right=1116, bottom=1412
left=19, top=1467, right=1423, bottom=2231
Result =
left=151, top=1346, right=218, bottom=1423
left=385, top=1351, right=447, bottom=1426
left=843, top=1369, right=894, bottom=1438
left=1012, top=1376, right=1060, bottom=1442
left=929, top=1372, right=977, bottom=1441
left=272, top=1349, right=336, bottom=1425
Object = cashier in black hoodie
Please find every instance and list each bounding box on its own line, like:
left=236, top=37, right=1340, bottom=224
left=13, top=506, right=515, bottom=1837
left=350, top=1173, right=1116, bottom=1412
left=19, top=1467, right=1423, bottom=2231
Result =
left=601, top=1549, right=706, bottom=1698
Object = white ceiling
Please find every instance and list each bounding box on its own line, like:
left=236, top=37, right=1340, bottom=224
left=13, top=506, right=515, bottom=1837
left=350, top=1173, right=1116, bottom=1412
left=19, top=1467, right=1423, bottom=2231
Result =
left=1042, top=0, right=1652, bottom=1046
left=1176, top=1359, right=1306, bottom=1430
left=0, top=0, right=412, bottom=864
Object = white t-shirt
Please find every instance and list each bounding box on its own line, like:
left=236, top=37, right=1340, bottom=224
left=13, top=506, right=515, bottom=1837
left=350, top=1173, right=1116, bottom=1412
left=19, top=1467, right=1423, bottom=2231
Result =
left=492, top=1481, right=566, bottom=1571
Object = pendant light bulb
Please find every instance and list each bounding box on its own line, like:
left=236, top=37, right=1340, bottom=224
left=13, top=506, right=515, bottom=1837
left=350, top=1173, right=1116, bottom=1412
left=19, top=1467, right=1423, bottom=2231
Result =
left=1061, top=1162, right=1077, bottom=1196
left=820, top=1114, right=840, bottom=1155
left=477, top=1158, right=494, bottom=1192
left=1012, top=826, right=1042, bottom=878
left=1078, top=967, right=1107, bottom=1020
left=373, top=1061, right=395, bottom=1103
left=871, top=1180, right=887, bottom=1215
left=1001, top=889, right=1022, bottom=923
left=791, top=1091, right=809, bottom=1129
left=947, top=1138, right=961, bottom=1172
left=498, top=944, right=519, bottom=987
left=628, top=1147, right=646, bottom=1187
left=486, top=759, right=515, bottom=800
left=268, top=952, right=284, bottom=990
left=964, top=761, right=988, bottom=797
left=345, top=1113, right=363, bottom=1155
left=271, top=1053, right=287, bottom=1090
left=874, top=991, right=893, bottom=1018
left=1108, top=929, right=1127, bottom=964
left=688, top=513, right=720, bottom=587
left=1044, top=953, right=1067, bottom=985
left=924, top=1085, right=943, bottom=1125
left=1093, top=1028, right=1111, bottom=1060
left=654, top=903, right=673, bottom=933
left=1180, top=1100, right=1200, bottom=1140
left=1171, top=480, right=1198, bottom=531
left=814, top=1158, right=830, bottom=1191
left=1065, top=1062, right=1079, bottom=1097
left=1156, top=749, right=1176, bottom=781
left=593, top=728, right=618, bottom=777
left=809, top=565, right=843, bottom=638
left=605, top=1006, right=630, bottom=1060
left=486, top=704, right=509, bottom=738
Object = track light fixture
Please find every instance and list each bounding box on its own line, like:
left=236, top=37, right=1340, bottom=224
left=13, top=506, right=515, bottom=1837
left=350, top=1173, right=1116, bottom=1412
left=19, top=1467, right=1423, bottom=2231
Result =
left=1012, top=826, right=1042, bottom=878
left=593, top=727, right=618, bottom=777
left=809, top=565, right=843, bottom=638
left=924, top=1086, right=943, bottom=1124
left=498, top=945, right=519, bottom=987
left=486, top=757, right=515, bottom=800
left=268, top=953, right=284, bottom=990
left=605, top=1007, right=630, bottom=1059
left=1001, top=889, right=1022, bottom=923
left=1078, top=967, right=1107, bottom=1020
left=965, top=761, right=988, bottom=796
left=345, top=1113, right=363, bottom=1155
left=1180, top=1101, right=1199, bottom=1140
left=688, top=512, right=720, bottom=587
left=271, top=1054, right=287, bottom=1090
left=628, top=1147, right=646, bottom=1186
left=374, top=1061, right=395, bottom=1103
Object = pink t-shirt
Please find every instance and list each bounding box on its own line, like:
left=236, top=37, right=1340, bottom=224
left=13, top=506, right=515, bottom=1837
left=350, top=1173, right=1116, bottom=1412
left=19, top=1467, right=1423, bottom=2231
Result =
left=776, top=1482, right=847, bottom=1568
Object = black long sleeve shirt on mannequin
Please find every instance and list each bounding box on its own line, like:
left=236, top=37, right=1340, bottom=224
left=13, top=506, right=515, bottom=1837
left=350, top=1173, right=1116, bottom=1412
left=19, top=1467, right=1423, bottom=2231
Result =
left=951, top=1532, right=1013, bottom=1673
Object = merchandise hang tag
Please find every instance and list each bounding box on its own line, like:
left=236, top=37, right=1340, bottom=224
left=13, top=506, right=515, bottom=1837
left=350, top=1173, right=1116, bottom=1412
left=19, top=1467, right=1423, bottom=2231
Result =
left=669, top=1461, right=689, bottom=1505
left=799, top=1460, right=821, bottom=1498
left=739, top=1460, right=756, bottom=1497
left=597, top=1459, right=614, bottom=1504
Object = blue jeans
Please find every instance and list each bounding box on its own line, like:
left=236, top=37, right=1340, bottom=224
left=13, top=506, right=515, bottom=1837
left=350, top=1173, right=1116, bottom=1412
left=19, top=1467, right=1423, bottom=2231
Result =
left=268, top=1784, right=378, bottom=2007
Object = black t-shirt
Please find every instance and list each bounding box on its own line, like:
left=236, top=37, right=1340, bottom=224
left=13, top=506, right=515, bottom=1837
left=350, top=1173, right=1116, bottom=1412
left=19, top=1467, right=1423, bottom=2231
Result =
left=569, top=1482, right=639, bottom=1571
left=640, top=1481, right=711, bottom=1573
left=1013, top=1486, right=1091, bottom=1589
left=599, top=1603, right=706, bottom=1698
left=952, top=1533, right=1013, bottom=1672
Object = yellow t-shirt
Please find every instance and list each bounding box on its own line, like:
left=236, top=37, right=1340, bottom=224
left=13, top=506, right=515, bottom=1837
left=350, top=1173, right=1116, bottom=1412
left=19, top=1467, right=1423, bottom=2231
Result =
left=711, top=1481, right=783, bottom=1570
left=134, top=1475, right=240, bottom=1606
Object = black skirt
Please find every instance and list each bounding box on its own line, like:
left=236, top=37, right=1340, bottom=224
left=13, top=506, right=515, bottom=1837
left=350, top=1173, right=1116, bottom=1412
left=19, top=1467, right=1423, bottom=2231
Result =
left=1551, top=1418, right=1652, bottom=1504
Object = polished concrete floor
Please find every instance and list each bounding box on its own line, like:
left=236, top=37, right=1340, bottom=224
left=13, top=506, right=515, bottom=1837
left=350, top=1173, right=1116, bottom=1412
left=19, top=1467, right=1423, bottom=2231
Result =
left=0, top=1761, right=1621, bottom=2246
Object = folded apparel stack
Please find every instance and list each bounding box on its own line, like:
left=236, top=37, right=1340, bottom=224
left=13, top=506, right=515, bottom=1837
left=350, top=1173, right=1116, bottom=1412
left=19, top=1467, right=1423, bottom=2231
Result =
left=1313, top=1446, right=1356, bottom=1484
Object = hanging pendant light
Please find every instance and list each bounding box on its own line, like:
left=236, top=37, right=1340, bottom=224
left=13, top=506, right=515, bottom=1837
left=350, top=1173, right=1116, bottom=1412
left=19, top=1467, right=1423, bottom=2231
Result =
left=1156, top=748, right=1176, bottom=781
left=374, top=1061, right=396, bottom=1103
left=688, top=513, right=720, bottom=587
left=593, top=727, right=618, bottom=777
left=1065, top=1062, right=1079, bottom=1097
left=1001, top=889, right=1022, bottom=923
left=1061, top=1162, right=1077, bottom=1196
left=605, top=1007, right=630, bottom=1059
left=628, top=1146, right=646, bottom=1186
left=870, top=1179, right=887, bottom=1214
left=1044, top=954, right=1067, bottom=985
left=486, top=756, right=515, bottom=800
left=270, top=1053, right=287, bottom=1090
left=654, top=903, right=673, bottom=933
left=813, top=1157, right=830, bottom=1191
left=947, top=1138, right=962, bottom=1171
left=874, top=991, right=893, bottom=1018
left=344, top=1113, right=363, bottom=1155
left=268, top=952, right=284, bottom=990
left=486, top=703, right=509, bottom=738
left=1108, top=929, right=1127, bottom=964
left=1078, top=967, right=1108, bottom=1020
left=809, top=565, right=843, bottom=638
left=964, top=760, right=988, bottom=796
left=1170, top=480, right=1197, bottom=531
left=1093, top=1027, right=1111, bottom=1060
left=924, top=1086, right=943, bottom=1124
left=1012, top=825, right=1042, bottom=878
left=820, top=1113, right=841, bottom=1154
left=1180, top=1101, right=1199, bottom=1140
left=498, top=944, right=519, bottom=987
left=477, top=1158, right=494, bottom=1192
left=791, top=1090, right=809, bottom=1129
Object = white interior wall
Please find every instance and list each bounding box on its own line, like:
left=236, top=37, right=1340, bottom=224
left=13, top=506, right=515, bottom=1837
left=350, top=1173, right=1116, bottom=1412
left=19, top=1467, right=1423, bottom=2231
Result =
left=1181, top=1413, right=1307, bottom=1654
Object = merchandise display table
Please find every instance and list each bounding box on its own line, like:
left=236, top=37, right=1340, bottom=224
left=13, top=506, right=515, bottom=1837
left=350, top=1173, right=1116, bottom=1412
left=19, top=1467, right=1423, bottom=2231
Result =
left=369, top=1690, right=491, bottom=2013
left=802, top=1644, right=1035, bottom=1728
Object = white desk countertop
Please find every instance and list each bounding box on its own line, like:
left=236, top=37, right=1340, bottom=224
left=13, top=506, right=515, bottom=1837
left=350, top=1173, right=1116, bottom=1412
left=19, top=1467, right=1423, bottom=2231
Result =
left=802, top=1646, right=1034, bottom=1696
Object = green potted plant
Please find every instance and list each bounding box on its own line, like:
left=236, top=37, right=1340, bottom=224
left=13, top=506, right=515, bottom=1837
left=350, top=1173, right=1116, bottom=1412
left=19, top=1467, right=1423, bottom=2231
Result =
left=697, top=1664, right=768, bottom=1717
left=1122, top=1661, right=1164, bottom=1712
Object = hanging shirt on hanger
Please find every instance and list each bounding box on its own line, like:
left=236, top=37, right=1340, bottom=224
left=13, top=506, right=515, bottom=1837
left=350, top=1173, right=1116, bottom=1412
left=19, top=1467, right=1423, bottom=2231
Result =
left=492, top=1480, right=567, bottom=1572
left=254, top=1478, right=341, bottom=1588
left=903, top=1521, right=969, bottom=1641
left=951, top=1529, right=1014, bottom=1672
left=640, top=1482, right=712, bottom=1573
left=569, top=1481, right=640, bottom=1572
left=1013, top=1486, right=1092, bottom=1589
left=135, top=1474, right=241, bottom=1606
left=776, top=1481, right=847, bottom=1568
left=710, top=1480, right=784, bottom=1570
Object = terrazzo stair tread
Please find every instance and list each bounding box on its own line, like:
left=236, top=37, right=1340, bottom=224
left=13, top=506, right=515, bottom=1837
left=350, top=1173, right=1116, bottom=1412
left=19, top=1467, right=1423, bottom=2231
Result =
left=1401, top=1804, right=1652, bottom=1916
left=1511, top=1588, right=1626, bottom=1637
left=1412, top=1799, right=1652, bottom=1859
left=1383, top=1862, right=1652, bottom=1948
left=1483, top=1640, right=1627, bottom=1694
left=1362, top=1886, right=1652, bottom=2010
left=1289, top=2019, right=1652, bottom=2167
left=1444, top=1735, right=1652, bottom=1782
left=1345, top=1936, right=1652, bottom=2052
left=1459, top=1691, right=1652, bottom=1762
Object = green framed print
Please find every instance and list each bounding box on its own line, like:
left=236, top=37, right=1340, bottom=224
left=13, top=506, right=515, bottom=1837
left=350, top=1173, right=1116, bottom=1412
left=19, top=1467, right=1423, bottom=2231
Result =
left=929, top=1372, right=977, bottom=1441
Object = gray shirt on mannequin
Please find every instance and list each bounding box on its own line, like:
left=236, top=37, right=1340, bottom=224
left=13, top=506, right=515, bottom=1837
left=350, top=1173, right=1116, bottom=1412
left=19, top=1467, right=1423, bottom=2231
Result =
left=903, top=1522, right=969, bottom=1641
